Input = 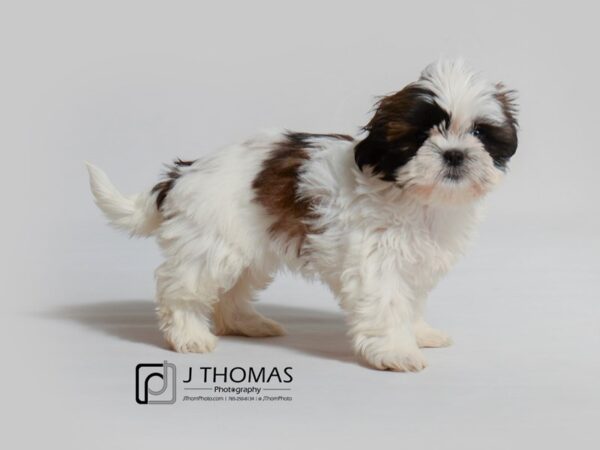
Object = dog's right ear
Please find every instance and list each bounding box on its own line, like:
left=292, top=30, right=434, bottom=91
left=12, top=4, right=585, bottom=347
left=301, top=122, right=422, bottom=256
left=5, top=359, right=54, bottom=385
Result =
left=355, top=85, right=448, bottom=181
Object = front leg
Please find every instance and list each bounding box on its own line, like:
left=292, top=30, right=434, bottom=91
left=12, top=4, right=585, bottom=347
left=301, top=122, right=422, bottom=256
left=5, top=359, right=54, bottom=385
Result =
left=413, top=289, right=453, bottom=348
left=341, top=265, right=427, bottom=372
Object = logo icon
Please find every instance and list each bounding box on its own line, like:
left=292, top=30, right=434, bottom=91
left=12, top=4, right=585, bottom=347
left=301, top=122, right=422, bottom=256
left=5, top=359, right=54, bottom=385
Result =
left=136, top=361, right=177, bottom=404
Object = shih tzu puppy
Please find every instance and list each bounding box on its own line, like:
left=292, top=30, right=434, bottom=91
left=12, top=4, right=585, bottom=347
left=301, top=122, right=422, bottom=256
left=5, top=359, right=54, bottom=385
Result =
left=87, top=60, right=518, bottom=371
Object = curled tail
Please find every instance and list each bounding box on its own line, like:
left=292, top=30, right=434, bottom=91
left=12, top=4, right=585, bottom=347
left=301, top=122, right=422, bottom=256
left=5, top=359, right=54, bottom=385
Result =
left=86, top=162, right=162, bottom=237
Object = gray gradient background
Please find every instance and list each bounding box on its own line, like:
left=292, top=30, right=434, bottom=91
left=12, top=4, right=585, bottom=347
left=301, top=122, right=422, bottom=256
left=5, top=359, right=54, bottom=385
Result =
left=1, top=1, right=599, bottom=449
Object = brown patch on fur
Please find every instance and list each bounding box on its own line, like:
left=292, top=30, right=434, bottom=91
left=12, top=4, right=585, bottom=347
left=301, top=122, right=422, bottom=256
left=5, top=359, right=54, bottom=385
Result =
left=152, top=159, right=195, bottom=209
left=386, top=120, right=415, bottom=141
left=252, top=132, right=352, bottom=250
left=355, top=86, right=449, bottom=181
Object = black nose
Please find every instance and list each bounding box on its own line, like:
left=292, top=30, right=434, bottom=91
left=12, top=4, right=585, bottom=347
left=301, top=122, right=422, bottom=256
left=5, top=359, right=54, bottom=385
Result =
left=443, top=150, right=465, bottom=167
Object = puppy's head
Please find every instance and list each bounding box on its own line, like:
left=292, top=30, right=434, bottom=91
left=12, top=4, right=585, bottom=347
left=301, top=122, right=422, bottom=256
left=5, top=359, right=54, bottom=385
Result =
left=355, top=60, right=518, bottom=204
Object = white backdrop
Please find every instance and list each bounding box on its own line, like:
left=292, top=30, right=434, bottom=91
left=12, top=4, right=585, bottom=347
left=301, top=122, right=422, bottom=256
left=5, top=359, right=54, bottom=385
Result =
left=1, top=1, right=599, bottom=449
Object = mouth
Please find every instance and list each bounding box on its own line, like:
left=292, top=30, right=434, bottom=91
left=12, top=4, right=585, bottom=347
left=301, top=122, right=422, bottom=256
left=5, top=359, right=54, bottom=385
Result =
left=443, top=168, right=466, bottom=182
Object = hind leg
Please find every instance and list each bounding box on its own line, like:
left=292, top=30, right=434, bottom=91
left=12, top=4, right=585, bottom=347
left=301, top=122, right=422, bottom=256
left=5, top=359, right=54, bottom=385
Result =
left=155, top=254, right=232, bottom=353
left=213, top=268, right=285, bottom=337
left=157, top=300, right=218, bottom=353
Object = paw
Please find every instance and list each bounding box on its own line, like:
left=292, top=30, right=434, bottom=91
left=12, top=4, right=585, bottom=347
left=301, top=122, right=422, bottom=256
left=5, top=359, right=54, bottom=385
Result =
left=355, top=335, right=428, bottom=372
left=371, top=348, right=428, bottom=372
left=157, top=304, right=218, bottom=353
left=165, top=328, right=218, bottom=353
left=216, top=315, right=286, bottom=338
left=414, top=322, right=453, bottom=348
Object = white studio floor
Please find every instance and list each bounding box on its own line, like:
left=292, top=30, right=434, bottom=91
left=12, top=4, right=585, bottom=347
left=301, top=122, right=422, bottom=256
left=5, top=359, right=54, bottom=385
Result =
left=4, top=217, right=599, bottom=449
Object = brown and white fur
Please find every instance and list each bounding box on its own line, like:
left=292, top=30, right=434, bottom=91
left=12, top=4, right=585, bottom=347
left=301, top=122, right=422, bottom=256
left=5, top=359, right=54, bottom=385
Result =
left=87, top=60, right=518, bottom=371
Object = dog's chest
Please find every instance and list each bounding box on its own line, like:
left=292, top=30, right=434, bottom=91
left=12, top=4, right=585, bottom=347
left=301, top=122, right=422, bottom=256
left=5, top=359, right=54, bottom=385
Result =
left=362, top=203, right=475, bottom=279
left=405, top=207, right=463, bottom=269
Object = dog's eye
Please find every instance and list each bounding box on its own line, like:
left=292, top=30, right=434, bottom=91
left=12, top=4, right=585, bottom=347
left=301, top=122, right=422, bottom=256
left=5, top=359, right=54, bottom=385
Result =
left=470, top=126, right=484, bottom=138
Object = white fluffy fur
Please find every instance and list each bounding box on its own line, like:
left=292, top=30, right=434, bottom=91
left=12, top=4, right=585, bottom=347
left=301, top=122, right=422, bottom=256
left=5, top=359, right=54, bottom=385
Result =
left=88, top=60, right=513, bottom=371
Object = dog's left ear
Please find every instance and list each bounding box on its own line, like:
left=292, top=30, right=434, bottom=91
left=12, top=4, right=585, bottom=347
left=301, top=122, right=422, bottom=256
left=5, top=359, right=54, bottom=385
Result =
left=486, top=83, right=519, bottom=165
left=355, top=85, right=447, bottom=181
left=495, top=83, right=519, bottom=129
